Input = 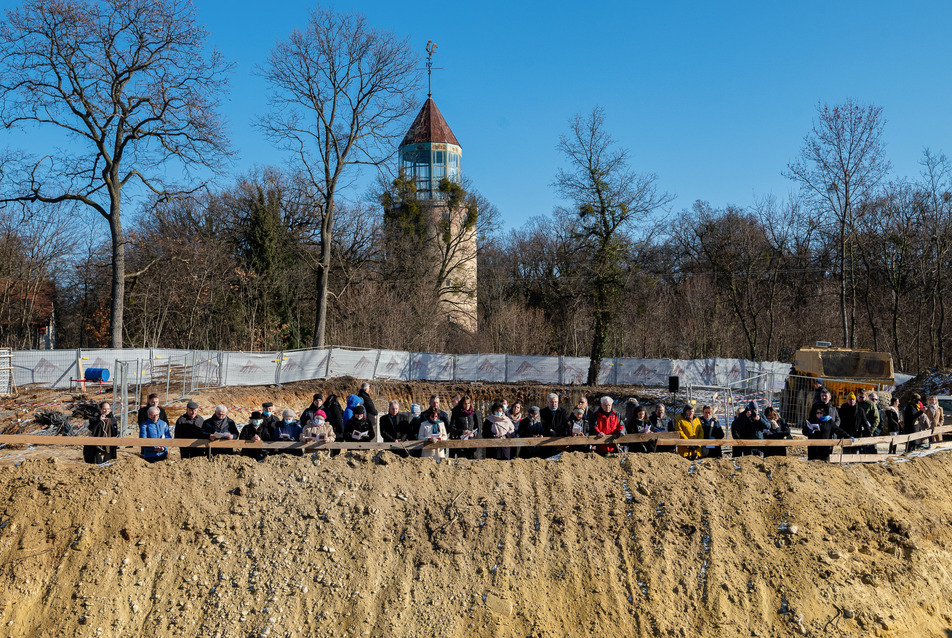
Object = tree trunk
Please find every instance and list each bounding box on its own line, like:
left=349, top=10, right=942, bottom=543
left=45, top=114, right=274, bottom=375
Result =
left=312, top=195, right=335, bottom=348
left=313, top=261, right=329, bottom=348
left=587, top=304, right=608, bottom=386
left=109, top=202, right=124, bottom=348
left=839, top=221, right=849, bottom=347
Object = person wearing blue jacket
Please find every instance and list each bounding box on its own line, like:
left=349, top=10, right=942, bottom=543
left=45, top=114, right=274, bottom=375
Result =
left=342, top=394, right=364, bottom=425
left=140, top=406, right=172, bottom=462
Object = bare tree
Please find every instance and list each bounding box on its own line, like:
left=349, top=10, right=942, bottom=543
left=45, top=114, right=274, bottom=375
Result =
left=0, top=0, right=231, bottom=347
left=785, top=99, right=890, bottom=348
left=554, top=107, right=671, bottom=384
left=258, top=7, right=421, bottom=347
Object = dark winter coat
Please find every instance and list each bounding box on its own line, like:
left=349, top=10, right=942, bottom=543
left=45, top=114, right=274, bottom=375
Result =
left=699, top=416, right=724, bottom=458
left=449, top=405, right=481, bottom=440
left=805, top=401, right=850, bottom=461
left=379, top=412, right=412, bottom=442
left=539, top=406, right=567, bottom=438
left=83, top=414, right=118, bottom=464
left=239, top=420, right=272, bottom=461
left=343, top=415, right=375, bottom=443
left=201, top=415, right=239, bottom=456
left=175, top=414, right=206, bottom=459
left=357, top=390, right=378, bottom=427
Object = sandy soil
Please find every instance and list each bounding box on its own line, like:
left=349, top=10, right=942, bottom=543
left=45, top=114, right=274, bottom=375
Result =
left=0, top=449, right=951, bottom=637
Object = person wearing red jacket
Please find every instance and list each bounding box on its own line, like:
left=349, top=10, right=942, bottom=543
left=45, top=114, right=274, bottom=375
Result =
left=592, top=396, right=623, bottom=454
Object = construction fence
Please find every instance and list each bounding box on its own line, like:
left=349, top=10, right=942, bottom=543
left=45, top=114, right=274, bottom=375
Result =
left=10, top=347, right=793, bottom=394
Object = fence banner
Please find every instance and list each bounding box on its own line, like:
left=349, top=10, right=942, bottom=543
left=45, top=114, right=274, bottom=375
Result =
left=326, top=347, right=378, bottom=379
left=561, top=357, right=590, bottom=385
left=615, top=358, right=670, bottom=386
left=506, top=355, right=560, bottom=384
left=410, top=353, right=455, bottom=381
left=374, top=350, right=411, bottom=380
left=456, top=354, right=505, bottom=382
left=222, top=351, right=280, bottom=386
left=13, top=350, right=78, bottom=388
left=280, top=348, right=332, bottom=384
left=10, top=347, right=797, bottom=391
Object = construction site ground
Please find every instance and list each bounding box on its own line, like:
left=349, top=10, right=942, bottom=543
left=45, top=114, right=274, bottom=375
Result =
left=1, top=377, right=952, bottom=636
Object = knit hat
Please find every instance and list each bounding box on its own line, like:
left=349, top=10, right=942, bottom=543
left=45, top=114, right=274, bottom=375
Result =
left=353, top=405, right=365, bottom=415
left=529, top=406, right=540, bottom=415
left=847, top=392, right=856, bottom=400
left=410, top=404, right=421, bottom=416
left=315, top=409, right=327, bottom=421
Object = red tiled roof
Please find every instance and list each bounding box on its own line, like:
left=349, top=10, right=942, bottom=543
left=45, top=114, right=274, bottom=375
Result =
left=400, top=98, right=460, bottom=148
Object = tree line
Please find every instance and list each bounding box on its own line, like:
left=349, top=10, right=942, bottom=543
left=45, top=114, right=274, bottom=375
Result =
left=0, top=1, right=949, bottom=378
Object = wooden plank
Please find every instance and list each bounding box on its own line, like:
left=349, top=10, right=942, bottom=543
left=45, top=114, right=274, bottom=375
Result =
left=0, top=426, right=949, bottom=452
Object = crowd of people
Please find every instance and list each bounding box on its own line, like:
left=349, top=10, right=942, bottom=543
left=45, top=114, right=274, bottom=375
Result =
left=80, top=380, right=946, bottom=465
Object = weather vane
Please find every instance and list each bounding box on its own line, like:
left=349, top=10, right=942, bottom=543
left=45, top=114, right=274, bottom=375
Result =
left=425, top=40, right=441, bottom=98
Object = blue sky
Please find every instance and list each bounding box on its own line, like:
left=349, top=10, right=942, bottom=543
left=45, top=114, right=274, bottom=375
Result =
left=4, top=0, right=952, bottom=231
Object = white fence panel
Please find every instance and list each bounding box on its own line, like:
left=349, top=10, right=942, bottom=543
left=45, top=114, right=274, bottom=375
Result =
left=281, top=348, right=332, bottom=383
left=615, top=358, right=671, bottom=386
left=13, top=350, right=79, bottom=388
left=221, top=351, right=280, bottom=386
left=327, top=347, right=378, bottom=379
left=410, top=353, right=455, bottom=381
left=596, top=359, right=617, bottom=385
left=456, top=354, right=505, bottom=382
left=506, top=355, right=559, bottom=383
left=374, top=350, right=411, bottom=380
left=561, top=357, right=590, bottom=385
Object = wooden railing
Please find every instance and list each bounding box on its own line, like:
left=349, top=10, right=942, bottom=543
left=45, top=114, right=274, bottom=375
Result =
left=1, top=425, right=949, bottom=463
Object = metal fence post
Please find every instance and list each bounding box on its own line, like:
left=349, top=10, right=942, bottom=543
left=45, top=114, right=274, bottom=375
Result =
left=325, top=347, right=333, bottom=378
left=275, top=351, right=284, bottom=386
left=504, top=354, right=509, bottom=383
left=372, top=349, right=382, bottom=381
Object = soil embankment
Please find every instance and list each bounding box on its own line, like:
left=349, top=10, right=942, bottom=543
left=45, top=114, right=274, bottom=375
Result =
left=0, top=450, right=951, bottom=637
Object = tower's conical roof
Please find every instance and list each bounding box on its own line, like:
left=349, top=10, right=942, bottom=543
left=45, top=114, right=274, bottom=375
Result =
left=400, top=98, right=460, bottom=148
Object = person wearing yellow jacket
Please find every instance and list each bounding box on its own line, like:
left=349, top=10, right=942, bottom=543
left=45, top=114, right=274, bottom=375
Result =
left=674, top=405, right=704, bottom=459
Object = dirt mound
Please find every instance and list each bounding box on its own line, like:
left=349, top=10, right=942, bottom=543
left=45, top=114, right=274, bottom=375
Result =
left=1, top=451, right=952, bottom=637
left=895, top=367, right=952, bottom=403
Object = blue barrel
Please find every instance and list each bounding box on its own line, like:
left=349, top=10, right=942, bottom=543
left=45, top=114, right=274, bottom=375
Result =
left=84, top=368, right=110, bottom=383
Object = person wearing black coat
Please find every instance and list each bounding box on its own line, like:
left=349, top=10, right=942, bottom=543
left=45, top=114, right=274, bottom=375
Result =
left=449, top=396, right=480, bottom=459
left=83, top=401, right=119, bottom=464
left=343, top=405, right=375, bottom=443
left=698, top=405, right=724, bottom=458
left=202, top=405, right=240, bottom=456
left=903, top=393, right=927, bottom=451
left=175, top=400, right=206, bottom=459
left=357, top=383, right=378, bottom=428
left=379, top=401, right=412, bottom=442
left=239, top=410, right=272, bottom=461
left=136, top=393, right=168, bottom=427
left=885, top=396, right=902, bottom=435
left=731, top=402, right=767, bottom=457
left=300, top=395, right=325, bottom=428
left=540, top=393, right=568, bottom=438
left=761, top=406, right=792, bottom=457
left=518, top=407, right=546, bottom=458
left=805, top=390, right=852, bottom=461
left=320, top=395, right=345, bottom=437
left=839, top=393, right=873, bottom=454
